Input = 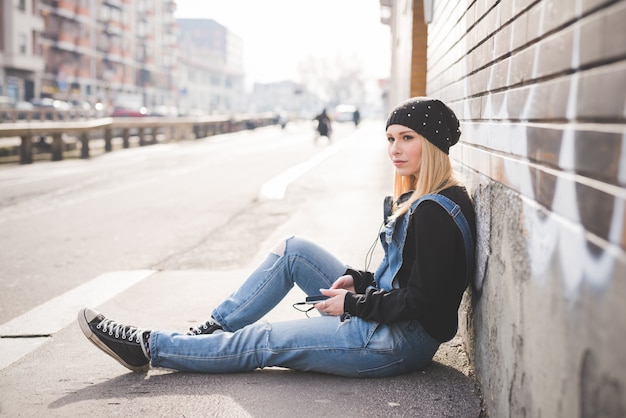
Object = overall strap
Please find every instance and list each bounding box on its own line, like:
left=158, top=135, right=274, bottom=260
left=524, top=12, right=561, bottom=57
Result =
left=418, top=194, right=475, bottom=285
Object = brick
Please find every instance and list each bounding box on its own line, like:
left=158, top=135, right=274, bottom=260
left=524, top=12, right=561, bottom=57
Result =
left=494, top=58, right=511, bottom=91
left=581, top=0, right=615, bottom=15
left=513, top=0, right=536, bottom=17
left=602, top=2, right=626, bottom=59
left=511, top=9, right=529, bottom=50
left=528, top=165, right=560, bottom=210
left=468, top=96, right=484, bottom=120
left=499, top=0, right=514, bottom=25
left=576, top=62, right=626, bottom=121
left=526, top=126, right=563, bottom=168
left=468, top=41, right=491, bottom=78
left=494, top=22, right=513, bottom=59
left=488, top=91, right=507, bottom=118
left=526, top=3, right=542, bottom=42
left=535, top=28, right=575, bottom=78
left=542, top=0, right=576, bottom=34
left=574, top=180, right=622, bottom=246
left=578, top=14, right=606, bottom=67
left=508, top=46, right=535, bottom=86
left=580, top=2, right=626, bottom=67
left=574, top=129, right=625, bottom=186
left=485, top=2, right=501, bottom=39
left=505, top=86, right=531, bottom=120
left=523, top=77, right=572, bottom=120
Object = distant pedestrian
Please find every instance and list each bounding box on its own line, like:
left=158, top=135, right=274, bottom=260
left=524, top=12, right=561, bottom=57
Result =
left=313, top=108, right=332, bottom=140
left=78, top=97, right=476, bottom=377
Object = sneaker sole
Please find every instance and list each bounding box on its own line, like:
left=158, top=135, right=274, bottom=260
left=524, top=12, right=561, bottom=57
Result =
left=77, top=308, right=149, bottom=373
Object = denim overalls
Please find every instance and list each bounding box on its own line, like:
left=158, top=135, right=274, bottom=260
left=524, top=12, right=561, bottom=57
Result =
left=375, top=192, right=474, bottom=291
left=149, top=194, right=473, bottom=377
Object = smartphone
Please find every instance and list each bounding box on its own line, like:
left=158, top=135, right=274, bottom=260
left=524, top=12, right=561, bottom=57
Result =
left=305, top=295, right=329, bottom=304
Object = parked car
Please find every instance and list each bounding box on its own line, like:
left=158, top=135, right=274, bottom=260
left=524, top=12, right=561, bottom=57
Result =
left=334, top=104, right=358, bottom=123
left=31, top=98, right=72, bottom=111
left=148, top=105, right=179, bottom=117
left=30, top=98, right=72, bottom=120
left=70, top=100, right=92, bottom=112
left=0, top=96, right=10, bottom=109
left=13, top=101, right=34, bottom=111
left=111, top=106, right=148, bottom=117
left=12, top=101, right=34, bottom=120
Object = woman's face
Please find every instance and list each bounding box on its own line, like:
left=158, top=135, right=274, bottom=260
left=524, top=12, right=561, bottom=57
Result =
left=386, top=124, right=423, bottom=177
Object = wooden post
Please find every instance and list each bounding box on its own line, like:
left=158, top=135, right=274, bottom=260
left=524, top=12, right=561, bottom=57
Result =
left=20, top=135, right=33, bottom=164
left=80, top=132, right=89, bottom=159
left=122, top=128, right=130, bottom=148
left=138, top=128, right=145, bottom=146
left=104, top=127, right=112, bottom=152
left=51, top=133, right=63, bottom=161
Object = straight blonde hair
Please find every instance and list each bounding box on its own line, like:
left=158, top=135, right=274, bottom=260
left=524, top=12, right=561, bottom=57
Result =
left=391, top=135, right=460, bottom=219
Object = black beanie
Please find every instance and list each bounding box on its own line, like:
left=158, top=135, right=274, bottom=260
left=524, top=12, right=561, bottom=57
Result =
left=385, top=97, right=461, bottom=154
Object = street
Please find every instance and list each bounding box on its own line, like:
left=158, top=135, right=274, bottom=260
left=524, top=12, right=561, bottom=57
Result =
left=0, top=120, right=482, bottom=417
left=0, top=121, right=380, bottom=324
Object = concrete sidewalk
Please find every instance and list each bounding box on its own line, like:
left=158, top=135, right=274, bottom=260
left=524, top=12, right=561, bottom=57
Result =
left=0, top=122, right=483, bottom=417
left=0, top=269, right=482, bottom=417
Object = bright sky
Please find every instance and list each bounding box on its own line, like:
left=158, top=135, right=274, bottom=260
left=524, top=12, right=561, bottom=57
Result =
left=174, top=0, right=391, bottom=86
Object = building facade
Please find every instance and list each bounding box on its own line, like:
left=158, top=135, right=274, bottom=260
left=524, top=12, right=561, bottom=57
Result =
left=385, top=0, right=626, bottom=416
left=1, top=1, right=245, bottom=115
left=176, top=18, right=245, bottom=115
left=0, top=0, right=45, bottom=103
left=35, top=0, right=178, bottom=109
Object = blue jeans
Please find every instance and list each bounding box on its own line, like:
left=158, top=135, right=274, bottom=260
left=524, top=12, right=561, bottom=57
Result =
left=149, top=236, right=440, bottom=377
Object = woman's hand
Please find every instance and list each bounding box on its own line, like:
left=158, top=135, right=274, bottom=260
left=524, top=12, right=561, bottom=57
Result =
left=330, top=274, right=356, bottom=293
left=316, top=288, right=348, bottom=316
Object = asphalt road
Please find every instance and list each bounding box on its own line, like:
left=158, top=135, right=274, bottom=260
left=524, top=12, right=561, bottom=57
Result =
left=0, top=120, right=483, bottom=417
left=0, top=121, right=361, bottom=324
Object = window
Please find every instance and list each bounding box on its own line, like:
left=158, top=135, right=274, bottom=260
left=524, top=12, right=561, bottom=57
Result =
left=18, top=0, right=26, bottom=11
left=19, top=34, right=27, bottom=54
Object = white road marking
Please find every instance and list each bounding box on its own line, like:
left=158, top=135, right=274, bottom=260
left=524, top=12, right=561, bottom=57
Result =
left=0, top=269, right=154, bottom=371
left=258, top=129, right=362, bottom=200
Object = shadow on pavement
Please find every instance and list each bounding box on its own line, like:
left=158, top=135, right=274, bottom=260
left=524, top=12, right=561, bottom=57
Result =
left=49, top=360, right=481, bottom=417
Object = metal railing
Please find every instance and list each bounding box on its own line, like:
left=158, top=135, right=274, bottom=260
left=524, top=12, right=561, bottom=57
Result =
left=0, top=108, right=97, bottom=123
left=0, top=113, right=277, bottom=164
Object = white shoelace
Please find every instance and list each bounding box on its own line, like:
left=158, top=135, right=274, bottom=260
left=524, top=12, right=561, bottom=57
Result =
left=189, top=318, right=221, bottom=335
left=97, top=318, right=146, bottom=343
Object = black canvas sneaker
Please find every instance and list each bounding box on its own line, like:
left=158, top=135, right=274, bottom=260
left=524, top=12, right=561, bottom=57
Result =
left=78, top=307, right=151, bottom=372
left=187, top=316, right=223, bottom=336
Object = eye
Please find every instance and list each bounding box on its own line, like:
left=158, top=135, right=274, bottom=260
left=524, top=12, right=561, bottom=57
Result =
left=386, top=136, right=395, bottom=143
left=402, top=134, right=414, bottom=141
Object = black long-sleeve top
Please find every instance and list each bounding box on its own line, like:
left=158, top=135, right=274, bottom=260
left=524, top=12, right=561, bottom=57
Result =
left=343, top=186, right=476, bottom=343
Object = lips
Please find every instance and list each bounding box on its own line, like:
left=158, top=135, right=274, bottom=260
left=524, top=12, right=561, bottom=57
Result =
left=393, top=160, right=406, bottom=166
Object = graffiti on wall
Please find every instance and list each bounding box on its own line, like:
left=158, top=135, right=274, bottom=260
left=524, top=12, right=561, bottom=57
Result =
left=456, top=48, right=626, bottom=418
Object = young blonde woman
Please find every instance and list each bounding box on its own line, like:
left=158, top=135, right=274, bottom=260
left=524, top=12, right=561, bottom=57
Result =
left=78, top=97, right=476, bottom=377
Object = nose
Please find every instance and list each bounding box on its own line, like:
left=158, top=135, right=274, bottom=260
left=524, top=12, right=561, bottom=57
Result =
left=389, top=140, right=400, bottom=155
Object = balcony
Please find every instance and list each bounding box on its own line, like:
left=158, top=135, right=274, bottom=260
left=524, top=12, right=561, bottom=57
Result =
left=76, top=3, right=90, bottom=18
left=58, top=0, right=77, bottom=12
left=104, top=21, right=123, bottom=36
left=103, top=0, right=123, bottom=9
left=55, top=32, right=77, bottom=52
left=2, top=54, right=45, bottom=73
left=76, top=67, right=90, bottom=78
left=76, top=35, right=90, bottom=49
left=53, top=0, right=80, bottom=21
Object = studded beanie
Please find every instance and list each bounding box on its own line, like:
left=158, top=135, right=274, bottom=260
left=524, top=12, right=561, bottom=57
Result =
left=385, top=97, right=461, bottom=154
